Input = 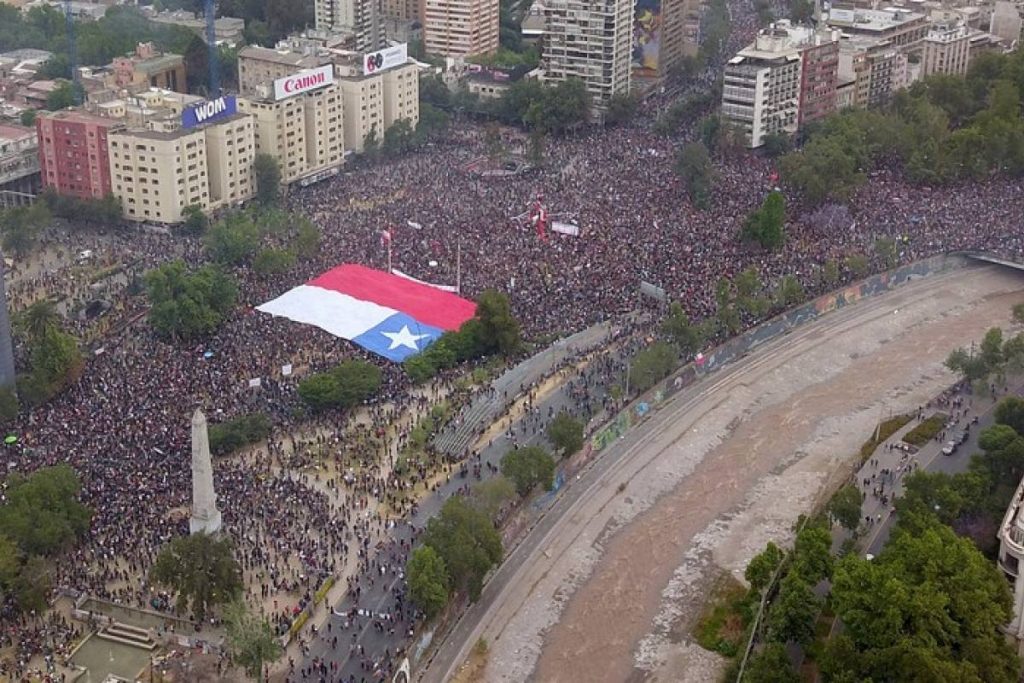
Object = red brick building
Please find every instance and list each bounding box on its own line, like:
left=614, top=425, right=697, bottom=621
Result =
left=797, top=34, right=840, bottom=128
left=36, top=110, right=121, bottom=200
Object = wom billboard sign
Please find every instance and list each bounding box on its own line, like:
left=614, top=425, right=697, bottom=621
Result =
left=274, top=64, right=335, bottom=101
left=181, top=95, right=237, bottom=128
left=363, top=43, right=408, bottom=75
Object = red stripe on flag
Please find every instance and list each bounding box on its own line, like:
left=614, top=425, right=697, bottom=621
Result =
left=309, top=264, right=476, bottom=330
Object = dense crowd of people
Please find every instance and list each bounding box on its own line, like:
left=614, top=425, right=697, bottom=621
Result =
left=2, top=0, right=1024, bottom=677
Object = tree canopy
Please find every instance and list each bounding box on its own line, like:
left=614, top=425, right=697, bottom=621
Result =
left=420, top=496, right=502, bottom=601
left=743, top=191, right=786, bottom=250
left=501, top=445, right=556, bottom=497
left=144, top=261, right=238, bottom=342
left=0, top=464, right=91, bottom=557
left=406, top=545, right=449, bottom=620
left=224, top=600, right=282, bottom=679
left=547, top=411, right=584, bottom=457
left=827, top=521, right=1018, bottom=683
left=297, top=360, right=382, bottom=412
left=151, top=533, right=242, bottom=619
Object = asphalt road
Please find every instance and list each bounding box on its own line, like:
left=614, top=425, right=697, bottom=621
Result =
left=299, top=331, right=630, bottom=682
left=863, top=381, right=1024, bottom=557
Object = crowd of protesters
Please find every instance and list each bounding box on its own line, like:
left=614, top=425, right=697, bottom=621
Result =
left=2, top=0, right=1024, bottom=679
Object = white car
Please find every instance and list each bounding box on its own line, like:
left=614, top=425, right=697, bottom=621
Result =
left=942, top=441, right=957, bottom=456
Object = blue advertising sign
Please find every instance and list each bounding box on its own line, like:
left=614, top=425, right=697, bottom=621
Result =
left=181, top=95, right=237, bottom=129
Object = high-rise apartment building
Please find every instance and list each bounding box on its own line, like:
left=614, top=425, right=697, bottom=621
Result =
left=838, top=36, right=906, bottom=109
left=657, top=0, right=702, bottom=77
left=721, top=21, right=840, bottom=147
left=36, top=110, right=121, bottom=200
left=422, top=0, right=499, bottom=57
left=315, top=0, right=385, bottom=52
left=798, top=29, right=840, bottom=127
left=543, top=0, right=633, bottom=110
left=826, top=7, right=929, bottom=54
left=920, top=23, right=971, bottom=77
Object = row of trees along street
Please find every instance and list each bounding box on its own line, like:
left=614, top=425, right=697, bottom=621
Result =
left=406, top=411, right=583, bottom=619
left=710, top=303, right=1024, bottom=680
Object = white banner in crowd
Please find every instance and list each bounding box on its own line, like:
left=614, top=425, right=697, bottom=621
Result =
left=281, top=364, right=293, bottom=376
left=248, top=378, right=261, bottom=388
left=390, top=268, right=459, bottom=292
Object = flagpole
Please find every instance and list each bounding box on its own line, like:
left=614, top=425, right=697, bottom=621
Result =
left=387, top=233, right=392, bottom=274
left=456, top=238, right=462, bottom=294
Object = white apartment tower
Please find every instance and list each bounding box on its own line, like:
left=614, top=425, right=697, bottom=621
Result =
left=921, top=23, right=971, bottom=77
left=315, top=0, right=385, bottom=53
left=543, top=0, right=633, bottom=110
left=721, top=24, right=804, bottom=148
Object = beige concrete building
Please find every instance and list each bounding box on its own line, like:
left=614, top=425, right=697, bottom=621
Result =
left=108, top=106, right=255, bottom=224
left=238, top=84, right=345, bottom=185
left=330, top=50, right=419, bottom=153
left=543, top=0, right=633, bottom=110
left=422, top=0, right=500, bottom=57
left=921, top=23, right=971, bottom=77
left=838, top=36, right=907, bottom=109
left=827, top=7, right=930, bottom=54
left=109, top=126, right=209, bottom=224
left=237, top=47, right=326, bottom=97
left=315, top=0, right=385, bottom=52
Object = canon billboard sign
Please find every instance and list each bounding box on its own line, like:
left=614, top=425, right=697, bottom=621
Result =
left=363, top=43, right=409, bottom=76
left=273, top=64, right=334, bottom=100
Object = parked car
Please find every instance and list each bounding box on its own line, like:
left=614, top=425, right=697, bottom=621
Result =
left=942, top=441, right=957, bottom=456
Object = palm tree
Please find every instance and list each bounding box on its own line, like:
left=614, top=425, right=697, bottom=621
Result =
left=18, top=299, right=59, bottom=341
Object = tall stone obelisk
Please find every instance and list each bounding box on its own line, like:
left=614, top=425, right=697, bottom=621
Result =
left=0, top=255, right=17, bottom=390
left=189, top=409, right=222, bottom=535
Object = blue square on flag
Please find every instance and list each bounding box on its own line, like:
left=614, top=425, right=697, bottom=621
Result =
left=352, top=312, right=444, bottom=362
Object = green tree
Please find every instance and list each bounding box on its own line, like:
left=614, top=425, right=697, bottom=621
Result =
left=421, top=496, right=502, bottom=601
left=0, top=388, right=17, bottom=422
left=297, top=360, right=382, bottom=411
left=467, top=477, right=516, bottom=522
left=946, top=346, right=989, bottom=382
left=827, top=485, right=863, bottom=532
left=151, top=533, right=242, bottom=620
left=873, top=236, right=898, bottom=269
left=253, top=153, right=281, bottom=205
left=181, top=204, right=208, bottom=236
left=0, top=534, right=20, bottom=589
left=208, top=413, right=272, bottom=456
left=791, top=522, right=833, bottom=583
left=501, top=445, right=555, bottom=497
left=761, top=132, right=792, bottom=157
left=205, top=212, right=260, bottom=265
left=363, top=125, right=381, bottom=159
left=145, top=261, right=238, bottom=342
left=223, top=600, right=282, bottom=679
left=547, top=411, right=584, bottom=457
left=743, top=191, right=786, bottom=250
left=19, top=109, right=36, bottom=127
left=45, top=81, right=78, bottom=111
left=745, top=541, right=784, bottom=593
left=829, top=521, right=1018, bottom=683
left=629, top=342, right=678, bottom=394
left=767, top=573, right=819, bottom=645
left=744, top=642, right=799, bottom=683
left=406, top=546, right=449, bottom=620
left=980, top=327, right=1005, bottom=372
left=662, top=302, right=703, bottom=356
left=12, top=555, right=51, bottom=613
left=996, top=397, right=1024, bottom=436
left=28, top=327, right=83, bottom=397
left=0, top=202, right=49, bottom=257
left=605, top=92, right=639, bottom=126
left=0, top=464, right=91, bottom=556
left=474, top=289, right=521, bottom=356
left=17, top=298, right=59, bottom=341
left=773, top=275, right=804, bottom=308
left=675, top=142, right=713, bottom=209
left=252, top=248, right=295, bottom=277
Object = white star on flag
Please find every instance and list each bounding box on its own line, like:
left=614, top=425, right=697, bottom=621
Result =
left=381, top=325, right=430, bottom=351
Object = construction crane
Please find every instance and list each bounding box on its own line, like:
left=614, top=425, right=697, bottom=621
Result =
left=64, top=0, right=81, bottom=104
left=205, top=0, right=219, bottom=96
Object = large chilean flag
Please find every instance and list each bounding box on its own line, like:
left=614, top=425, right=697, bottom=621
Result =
left=256, top=264, right=476, bottom=362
